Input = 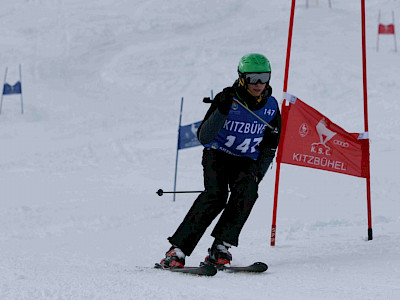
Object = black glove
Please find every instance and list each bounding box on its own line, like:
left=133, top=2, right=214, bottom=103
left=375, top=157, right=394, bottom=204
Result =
left=249, top=148, right=277, bottom=184
left=217, top=87, right=236, bottom=115
left=261, top=127, right=280, bottom=149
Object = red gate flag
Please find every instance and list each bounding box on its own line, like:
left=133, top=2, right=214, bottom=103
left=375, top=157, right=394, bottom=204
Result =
left=378, top=24, right=395, bottom=34
left=376, top=10, right=397, bottom=52
left=278, top=94, right=369, bottom=178
left=271, top=0, right=373, bottom=247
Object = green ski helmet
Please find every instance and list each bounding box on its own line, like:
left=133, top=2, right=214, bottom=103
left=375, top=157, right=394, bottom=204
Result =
left=238, top=53, right=271, bottom=86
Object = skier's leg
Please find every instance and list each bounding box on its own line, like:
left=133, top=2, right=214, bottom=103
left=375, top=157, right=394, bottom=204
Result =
left=211, top=167, right=259, bottom=247
left=168, top=149, right=229, bottom=256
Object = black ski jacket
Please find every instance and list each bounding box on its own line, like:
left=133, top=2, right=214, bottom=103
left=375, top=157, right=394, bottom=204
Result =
left=197, top=81, right=281, bottom=181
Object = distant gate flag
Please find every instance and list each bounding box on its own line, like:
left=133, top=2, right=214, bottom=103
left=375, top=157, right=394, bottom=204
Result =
left=3, top=82, right=22, bottom=95
left=172, top=97, right=203, bottom=201
left=178, top=121, right=202, bottom=149
left=278, top=96, right=369, bottom=178
left=378, top=24, right=395, bottom=34
left=377, top=10, right=397, bottom=52
left=0, top=65, right=24, bottom=114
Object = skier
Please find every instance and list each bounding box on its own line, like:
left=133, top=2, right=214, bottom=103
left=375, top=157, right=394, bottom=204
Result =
left=160, top=53, right=281, bottom=268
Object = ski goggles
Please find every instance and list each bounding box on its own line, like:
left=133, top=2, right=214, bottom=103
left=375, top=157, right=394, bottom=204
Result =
left=241, top=72, right=271, bottom=84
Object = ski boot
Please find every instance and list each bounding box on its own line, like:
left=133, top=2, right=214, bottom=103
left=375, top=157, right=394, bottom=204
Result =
left=160, top=246, right=186, bottom=268
left=204, top=240, right=232, bottom=267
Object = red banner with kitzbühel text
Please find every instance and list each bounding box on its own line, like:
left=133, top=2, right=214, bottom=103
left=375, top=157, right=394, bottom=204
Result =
left=277, top=95, right=369, bottom=178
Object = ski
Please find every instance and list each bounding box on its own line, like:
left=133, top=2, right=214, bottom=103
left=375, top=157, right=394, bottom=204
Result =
left=154, top=261, right=267, bottom=276
left=154, top=263, right=217, bottom=276
left=217, top=262, right=268, bottom=273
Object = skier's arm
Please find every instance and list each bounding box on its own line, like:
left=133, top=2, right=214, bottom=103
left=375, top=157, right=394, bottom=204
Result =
left=252, top=110, right=282, bottom=182
left=197, top=88, right=235, bottom=145
left=197, top=108, right=228, bottom=145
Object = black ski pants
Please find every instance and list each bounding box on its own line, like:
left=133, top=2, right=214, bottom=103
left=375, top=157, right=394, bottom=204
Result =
left=168, top=148, right=259, bottom=256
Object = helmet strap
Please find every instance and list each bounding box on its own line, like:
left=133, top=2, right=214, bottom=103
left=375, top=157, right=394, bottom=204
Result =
left=246, top=83, right=269, bottom=102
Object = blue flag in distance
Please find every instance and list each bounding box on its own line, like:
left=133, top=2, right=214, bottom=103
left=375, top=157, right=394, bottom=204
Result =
left=3, top=82, right=22, bottom=95
left=178, top=121, right=202, bottom=150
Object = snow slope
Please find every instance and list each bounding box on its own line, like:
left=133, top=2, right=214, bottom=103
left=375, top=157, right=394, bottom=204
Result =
left=0, top=0, right=399, bottom=299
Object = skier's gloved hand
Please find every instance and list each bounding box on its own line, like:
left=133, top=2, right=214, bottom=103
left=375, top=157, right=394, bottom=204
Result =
left=249, top=148, right=277, bottom=184
left=217, top=87, right=235, bottom=115
left=262, top=126, right=280, bottom=149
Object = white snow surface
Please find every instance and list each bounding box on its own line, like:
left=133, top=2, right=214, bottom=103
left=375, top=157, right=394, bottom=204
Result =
left=1, top=0, right=399, bottom=299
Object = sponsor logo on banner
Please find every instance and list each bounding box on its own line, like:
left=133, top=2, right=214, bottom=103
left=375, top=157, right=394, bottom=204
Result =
left=312, top=118, right=336, bottom=156
left=293, top=118, right=346, bottom=171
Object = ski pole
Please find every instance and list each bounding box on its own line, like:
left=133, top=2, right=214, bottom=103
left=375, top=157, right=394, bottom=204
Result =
left=156, top=189, right=203, bottom=196
left=203, top=97, right=278, bottom=134
left=233, top=97, right=279, bottom=133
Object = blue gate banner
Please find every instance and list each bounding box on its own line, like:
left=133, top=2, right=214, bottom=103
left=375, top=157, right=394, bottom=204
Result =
left=3, top=82, right=22, bottom=95
left=178, top=121, right=202, bottom=149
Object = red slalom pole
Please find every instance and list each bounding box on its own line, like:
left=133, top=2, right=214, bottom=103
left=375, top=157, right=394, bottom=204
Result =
left=376, top=10, right=381, bottom=52
left=361, top=0, right=373, bottom=241
left=270, top=0, right=296, bottom=247
left=393, top=11, right=398, bottom=52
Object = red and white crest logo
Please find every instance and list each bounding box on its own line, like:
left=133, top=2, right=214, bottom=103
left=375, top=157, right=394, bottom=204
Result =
left=298, top=123, right=309, bottom=137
